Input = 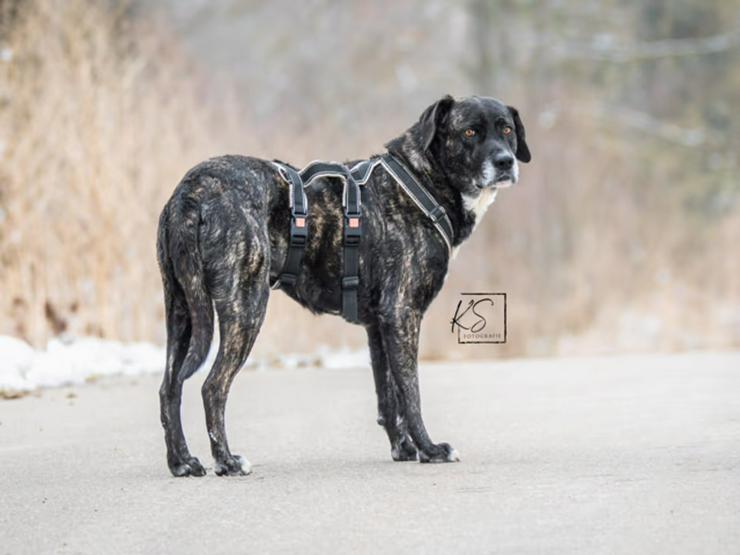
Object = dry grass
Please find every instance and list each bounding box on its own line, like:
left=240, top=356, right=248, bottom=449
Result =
left=0, top=0, right=390, bottom=356
left=0, top=0, right=246, bottom=345
left=0, top=0, right=737, bottom=359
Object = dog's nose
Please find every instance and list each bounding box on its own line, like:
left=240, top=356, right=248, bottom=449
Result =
left=493, top=153, right=514, bottom=171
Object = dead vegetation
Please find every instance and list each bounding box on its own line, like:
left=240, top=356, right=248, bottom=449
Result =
left=0, top=0, right=738, bottom=359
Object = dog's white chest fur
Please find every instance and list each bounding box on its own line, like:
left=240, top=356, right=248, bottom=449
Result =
left=451, top=187, right=499, bottom=260
left=462, top=187, right=498, bottom=228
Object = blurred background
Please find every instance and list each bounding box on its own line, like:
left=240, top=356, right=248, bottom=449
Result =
left=1, top=0, right=738, bottom=363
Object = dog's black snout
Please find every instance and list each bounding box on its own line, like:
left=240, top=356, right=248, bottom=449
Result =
left=493, top=153, right=514, bottom=171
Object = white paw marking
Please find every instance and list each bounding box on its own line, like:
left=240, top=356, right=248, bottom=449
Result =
left=234, top=455, right=252, bottom=475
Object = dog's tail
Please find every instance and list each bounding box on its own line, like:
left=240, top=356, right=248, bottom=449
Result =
left=157, top=199, right=214, bottom=384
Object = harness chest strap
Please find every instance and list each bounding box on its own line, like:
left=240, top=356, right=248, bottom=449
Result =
left=378, top=154, right=454, bottom=254
left=349, top=155, right=454, bottom=254
left=341, top=172, right=362, bottom=323
left=272, top=163, right=308, bottom=290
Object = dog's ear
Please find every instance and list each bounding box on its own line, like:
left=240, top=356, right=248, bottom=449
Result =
left=418, top=94, right=455, bottom=151
left=507, top=106, right=531, bottom=163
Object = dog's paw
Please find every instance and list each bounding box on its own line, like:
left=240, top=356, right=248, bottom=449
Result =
left=214, top=454, right=252, bottom=477
left=391, top=436, right=418, bottom=461
left=418, top=443, right=460, bottom=464
left=170, top=456, right=207, bottom=477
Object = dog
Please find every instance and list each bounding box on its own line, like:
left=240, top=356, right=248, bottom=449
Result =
left=157, top=94, right=531, bottom=476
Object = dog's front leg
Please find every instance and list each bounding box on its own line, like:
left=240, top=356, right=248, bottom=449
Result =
left=378, top=316, right=460, bottom=463
left=366, top=323, right=418, bottom=461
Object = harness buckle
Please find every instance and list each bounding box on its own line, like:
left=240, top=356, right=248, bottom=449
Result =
left=280, top=273, right=298, bottom=287
left=429, top=205, right=446, bottom=223
left=344, top=215, right=361, bottom=245
left=291, top=215, right=308, bottom=245
left=342, top=276, right=360, bottom=290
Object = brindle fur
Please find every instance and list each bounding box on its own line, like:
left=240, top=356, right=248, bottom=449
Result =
left=157, top=95, right=531, bottom=476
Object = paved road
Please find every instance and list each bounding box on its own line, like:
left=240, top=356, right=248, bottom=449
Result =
left=1, top=352, right=739, bottom=554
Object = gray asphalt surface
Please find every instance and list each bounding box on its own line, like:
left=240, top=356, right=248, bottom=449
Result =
left=1, top=352, right=739, bottom=554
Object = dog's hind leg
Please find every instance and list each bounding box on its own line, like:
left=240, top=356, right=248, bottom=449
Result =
left=158, top=220, right=214, bottom=477
left=202, top=243, right=269, bottom=476
left=366, top=322, right=418, bottom=461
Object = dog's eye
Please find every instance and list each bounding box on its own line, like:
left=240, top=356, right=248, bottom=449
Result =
left=502, top=126, right=513, bottom=136
left=464, top=128, right=476, bottom=138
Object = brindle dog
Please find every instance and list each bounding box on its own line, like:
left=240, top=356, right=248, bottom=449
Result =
left=157, top=95, right=531, bottom=476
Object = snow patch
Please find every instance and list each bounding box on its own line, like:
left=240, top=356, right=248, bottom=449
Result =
left=0, top=335, right=371, bottom=395
left=1, top=336, right=164, bottom=394
left=316, top=345, right=370, bottom=369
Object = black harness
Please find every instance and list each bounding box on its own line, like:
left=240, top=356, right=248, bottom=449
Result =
left=272, top=153, right=454, bottom=324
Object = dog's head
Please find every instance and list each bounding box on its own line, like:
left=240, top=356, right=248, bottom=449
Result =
left=388, top=95, right=531, bottom=198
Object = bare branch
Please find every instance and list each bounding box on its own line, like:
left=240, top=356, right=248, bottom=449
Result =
left=557, top=29, right=740, bottom=62
left=586, top=105, right=709, bottom=147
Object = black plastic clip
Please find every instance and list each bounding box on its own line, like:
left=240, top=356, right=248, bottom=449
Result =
left=342, top=276, right=360, bottom=290
left=279, top=273, right=298, bottom=287
left=429, top=205, right=446, bottom=223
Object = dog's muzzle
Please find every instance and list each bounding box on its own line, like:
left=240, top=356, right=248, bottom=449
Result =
left=492, top=153, right=517, bottom=187
left=479, top=156, right=518, bottom=189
